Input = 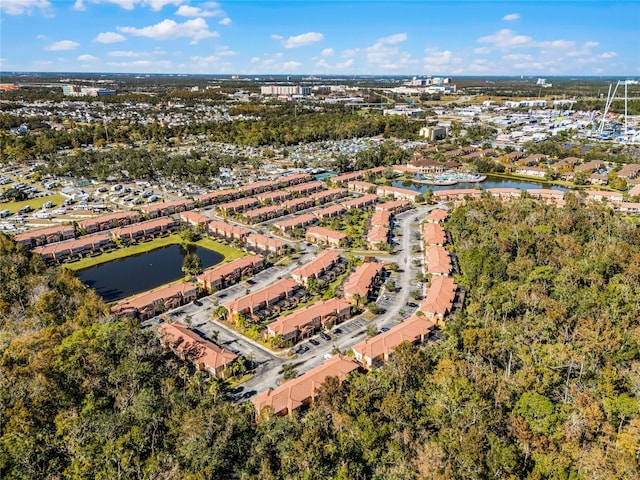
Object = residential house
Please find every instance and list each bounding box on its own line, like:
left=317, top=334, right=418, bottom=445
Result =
left=612, top=202, right=640, bottom=214
left=251, top=355, right=359, bottom=416
left=159, top=322, right=237, bottom=379
left=286, top=181, right=324, bottom=196
left=33, top=233, right=112, bottom=263
left=419, top=276, right=457, bottom=323
left=331, top=171, right=365, bottom=185
left=618, top=164, right=640, bottom=180
left=180, top=210, right=211, bottom=229
left=313, top=204, right=346, bottom=219
left=197, top=188, right=240, bottom=207
left=141, top=199, right=195, bottom=218
left=376, top=185, right=421, bottom=202
left=425, top=208, right=448, bottom=224
left=487, top=188, right=522, bottom=199
left=280, top=173, right=313, bottom=187
left=433, top=189, right=482, bottom=202
left=366, top=210, right=391, bottom=250
left=343, top=262, right=384, bottom=304
left=352, top=316, right=435, bottom=369
left=196, top=255, right=264, bottom=292
left=423, top=222, right=446, bottom=246
left=256, top=190, right=291, bottom=204
left=291, top=250, right=342, bottom=285
left=111, top=281, right=197, bottom=319
left=267, top=298, right=351, bottom=342
left=77, top=211, right=141, bottom=234
left=425, top=245, right=451, bottom=275
left=13, top=224, right=76, bottom=249
left=208, top=220, right=252, bottom=241
left=585, top=190, right=624, bottom=203
left=575, top=160, right=605, bottom=174
left=376, top=199, right=410, bottom=214
left=310, top=188, right=348, bottom=204
left=283, top=197, right=315, bottom=213
left=347, top=180, right=377, bottom=194
left=242, top=205, right=285, bottom=224
left=341, top=194, right=378, bottom=210
left=224, top=278, right=299, bottom=320
left=305, top=226, right=349, bottom=248
left=515, top=166, right=547, bottom=178
left=525, top=189, right=565, bottom=202
left=245, top=233, right=287, bottom=255
left=110, top=218, right=176, bottom=243
left=218, top=197, right=259, bottom=216
left=273, top=214, right=317, bottom=234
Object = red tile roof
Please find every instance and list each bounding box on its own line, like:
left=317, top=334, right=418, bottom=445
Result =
left=160, top=322, right=237, bottom=371
left=420, top=276, right=457, bottom=319
left=343, top=262, right=383, bottom=298
left=251, top=355, right=359, bottom=415
left=224, top=278, right=298, bottom=314
left=352, top=316, right=434, bottom=363
left=267, top=298, right=351, bottom=337
left=197, top=255, right=262, bottom=285
left=425, top=245, right=451, bottom=275
left=422, top=222, right=446, bottom=245
left=425, top=209, right=448, bottom=223
left=291, top=250, right=340, bottom=282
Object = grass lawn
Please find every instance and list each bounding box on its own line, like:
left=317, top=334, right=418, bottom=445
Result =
left=1, top=194, right=67, bottom=214
left=64, top=234, right=245, bottom=271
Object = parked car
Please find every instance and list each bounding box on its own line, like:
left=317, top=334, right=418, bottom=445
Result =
left=309, top=338, right=320, bottom=346
left=320, top=332, right=331, bottom=341
left=193, top=300, right=203, bottom=306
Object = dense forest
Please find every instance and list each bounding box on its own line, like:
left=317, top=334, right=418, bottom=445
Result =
left=1, top=197, right=639, bottom=479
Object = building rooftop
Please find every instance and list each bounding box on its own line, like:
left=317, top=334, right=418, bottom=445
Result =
left=251, top=355, right=359, bottom=415
left=159, top=322, right=237, bottom=370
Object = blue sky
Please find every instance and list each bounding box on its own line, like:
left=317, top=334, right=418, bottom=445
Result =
left=1, top=1, right=638, bottom=75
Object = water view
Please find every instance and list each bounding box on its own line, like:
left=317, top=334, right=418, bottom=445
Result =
left=393, top=174, right=568, bottom=194
left=77, top=244, right=224, bottom=302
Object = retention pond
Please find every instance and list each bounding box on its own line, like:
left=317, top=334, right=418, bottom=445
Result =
left=77, top=244, right=223, bottom=302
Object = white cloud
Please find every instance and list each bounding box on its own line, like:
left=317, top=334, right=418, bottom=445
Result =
left=537, top=39, right=575, bottom=51
left=77, top=54, right=99, bottom=62
left=108, top=50, right=143, bottom=57
left=273, top=32, right=324, bottom=48
left=336, top=59, right=353, bottom=69
left=73, top=0, right=85, bottom=11
left=367, top=33, right=415, bottom=70
left=216, top=47, right=237, bottom=56
left=502, top=53, right=533, bottom=62
left=106, top=59, right=173, bottom=70
left=0, top=0, right=51, bottom=15
left=118, top=18, right=218, bottom=43
left=478, top=29, right=533, bottom=49
left=321, top=48, right=334, bottom=57
left=94, top=32, right=127, bottom=43
left=95, top=0, right=183, bottom=10
left=474, top=47, right=492, bottom=54
left=219, top=17, right=231, bottom=25
left=423, top=48, right=461, bottom=72
left=584, top=41, right=599, bottom=48
left=341, top=48, right=360, bottom=58
left=377, top=33, right=407, bottom=44
left=144, top=0, right=183, bottom=10
left=314, top=59, right=331, bottom=69
left=468, top=59, right=492, bottom=73
left=250, top=57, right=260, bottom=63
left=175, top=4, right=222, bottom=17
left=281, top=61, right=302, bottom=70
left=36, top=34, right=47, bottom=40
left=46, top=40, right=80, bottom=51
left=599, top=51, right=617, bottom=59
left=503, top=13, right=520, bottom=21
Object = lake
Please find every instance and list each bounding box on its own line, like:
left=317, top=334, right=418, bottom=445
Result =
left=77, top=244, right=224, bottom=302
left=392, top=174, right=568, bottom=194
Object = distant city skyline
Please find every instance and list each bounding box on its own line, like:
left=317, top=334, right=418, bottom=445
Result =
left=1, top=1, right=638, bottom=76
